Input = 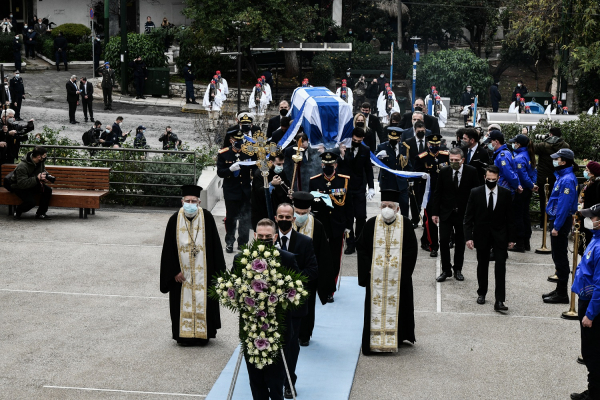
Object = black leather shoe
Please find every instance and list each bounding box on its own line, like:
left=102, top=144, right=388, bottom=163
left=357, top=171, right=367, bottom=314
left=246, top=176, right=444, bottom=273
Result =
left=477, top=296, right=486, bottom=305
left=13, top=211, right=22, bottom=220
left=225, top=245, right=233, bottom=253
left=543, top=292, right=569, bottom=304
left=73, top=120, right=80, bottom=124
left=191, top=100, right=199, bottom=105
left=570, top=390, right=589, bottom=400
left=454, top=271, right=464, bottom=281
left=542, top=289, right=557, bottom=299
left=284, top=387, right=297, bottom=399
left=436, top=272, right=451, bottom=282
left=299, top=339, right=310, bottom=346
left=524, top=241, right=531, bottom=251
left=489, top=251, right=495, bottom=261
left=344, top=245, right=355, bottom=255
left=35, top=214, right=52, bottom=220
left=577, top=356, right=585, bottom=365
left=508, top=246, right=525, bottom=253
left=494, top=301, right=508, bottom=311
left=90, top=118, right=95, bottom=123
left=430, top=250, right=438, bottom=257
left=421, top=243, right=430, bottom=251
left=327, top=295, right=334, bottom=303
left=84, top=118, right=88, bottom=122
left=547, top=274, right=559, bottom=282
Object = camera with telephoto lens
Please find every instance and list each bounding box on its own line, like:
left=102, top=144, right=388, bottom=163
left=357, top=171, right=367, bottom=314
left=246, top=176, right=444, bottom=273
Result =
left=44, top=173, right=56, bottom=183
left=535, top=134, right=549, bottom=140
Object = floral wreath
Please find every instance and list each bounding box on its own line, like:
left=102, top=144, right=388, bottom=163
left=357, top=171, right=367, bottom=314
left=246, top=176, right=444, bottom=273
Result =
left=209, top=240, right=309, bottom=369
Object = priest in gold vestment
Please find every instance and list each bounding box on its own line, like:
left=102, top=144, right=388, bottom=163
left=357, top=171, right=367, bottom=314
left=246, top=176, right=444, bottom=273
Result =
left=160, top=185, right=226, bottom=346
left=356, top=190, right=418, bottom=355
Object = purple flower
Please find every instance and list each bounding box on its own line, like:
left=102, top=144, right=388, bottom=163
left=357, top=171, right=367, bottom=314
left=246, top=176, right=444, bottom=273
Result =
left=251, top=279, right=268, bottom=293
left=268, top=294, right=279, bottom=304
left=227, top=287, right=236, bottom=299
left=244, top=297, right=256, bottom=307
left=251, top=259, right=268, bottom=273
left=261, top=323, right=270, bottom=331
left=287, top=289, right=297, bottom=300
left=256, top=310, right=267, bottom=318
left=254, top=338, right=271, bottom=351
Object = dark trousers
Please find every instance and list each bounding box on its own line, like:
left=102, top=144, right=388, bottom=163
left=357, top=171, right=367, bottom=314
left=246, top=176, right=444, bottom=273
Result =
left=476, top=240, right=507, bottom=302
left=25, top=44, right=35, bottom=58
left=410, top=180, right=425, bottom=225
left=68, top=100, right=78, bottom=122
left=13, top=97, right=22, bottom=119
left=93, top=58, right=100, bottom=76
left=345, top=190, right=367, bottom=246
left=513, top=192, right=525, bottom=246
left=185, top=80, right=195, bottom=101
left=492, top=103, right=499, bottom=112
left=134, top=76, right=145, bottom=97
left=283, top=317, right=302, bottom=392
left=14, top=52, right=22, bottom=73
left=245, top=356, right=285, bottom=400
left=579, top=299, right=600, bottom=399
left=330, top=231, right=344, bottom=290
left=55, top=50, right=67, bottom=67
left=13, top=183, right=52, bottom=215
left=102, top=88, right=112, bottom=108
left=82, top=99, right=93, bottom=120
left=224, top=198, right=251, bottom=247
left=550, top=219, right=572, bottom=282
left=538, top=175, right=556, bottom=226
left=299, top=281, right=317, bottom=341
left=421, top=205, right=439, bottom=251
left=398, top=188, right=409, bottom=217
left=518, top=189, right=533, bottom=246
left=439, top=212, right=466, bottom=273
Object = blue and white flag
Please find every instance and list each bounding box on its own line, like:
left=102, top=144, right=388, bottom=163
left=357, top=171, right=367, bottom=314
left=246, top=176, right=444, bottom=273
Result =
left=290, top=87, right=336, bottom=119
left=472, top=96, right=478, bottom=127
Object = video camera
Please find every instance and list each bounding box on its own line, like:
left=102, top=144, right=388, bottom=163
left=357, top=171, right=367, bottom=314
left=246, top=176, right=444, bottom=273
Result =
left=535, top=134, right=549, bottom=140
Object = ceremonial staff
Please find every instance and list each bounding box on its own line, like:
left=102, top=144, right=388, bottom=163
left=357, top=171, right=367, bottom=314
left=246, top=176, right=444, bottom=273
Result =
left=290, top=137, right=304, bottom=193
left=562, top=214, right=580, bottom=320
left=241, top=130, right=280, bottom=220
left=536, top=178, right=552, bottom=255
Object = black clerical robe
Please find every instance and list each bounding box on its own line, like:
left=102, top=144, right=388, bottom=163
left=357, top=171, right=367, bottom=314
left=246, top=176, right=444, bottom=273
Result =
left=160, top=208, right=226, bottom=344
left=356, top=215, right=418, bottom=355
left=251, top=168, right=290, bottom=229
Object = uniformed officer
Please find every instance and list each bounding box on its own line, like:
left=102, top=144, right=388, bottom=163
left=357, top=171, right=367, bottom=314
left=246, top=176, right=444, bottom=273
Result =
left=484, top=130, right=522, bottom=195
left=128, top=56, right=148, bottom=100
left=216, top=130, right=257, bottom=253
left=375, top=126, right=412, bottom=217
left=222, top=111, right=260, bottom=149
left=542, top=148, right=578, bottom=304
left=415, top=133, right=449, bottom=257
left=309, top=151, right=350, bottom=302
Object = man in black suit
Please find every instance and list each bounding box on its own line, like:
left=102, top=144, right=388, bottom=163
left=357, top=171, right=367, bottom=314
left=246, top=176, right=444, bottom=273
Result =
left=359, top=102, right=384, bottom=152
left=269, top=116, right=291, bottom=146
left=431, top=148, right=481, bottom=282
left=251, top=153, right=290, bottom=229
left=9, top=71, right=25, bottom=121
left=375, top=127, right=412, bottom=216
left=243, top=219, right=301, bottom=400
left=79, top=77, right=94, bottom=123
left=274, top=204, right=318, bottom=399
left=267, top=100, right=290, bottom=138
left=399, top=98, right=440, bottom=136
left=65, top=75, right=81, bottom=124
left=460, top=127, right=490, bottom=184
left=337, top=128, right=375, bottom=254
left=283, top=132, right=324, bottom=192
left=464, top=165, right=516, bottom=311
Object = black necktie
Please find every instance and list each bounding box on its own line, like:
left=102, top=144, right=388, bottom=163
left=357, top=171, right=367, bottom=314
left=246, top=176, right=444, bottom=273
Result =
left=488, top=191, right=494, bottom=217
left=454, top=170, right=459, bottom=189
left=418, top=140, right=424, bottom=153
left=466, top=149, right=472, bottom=163
left=281, top=236, right=288, bottom=251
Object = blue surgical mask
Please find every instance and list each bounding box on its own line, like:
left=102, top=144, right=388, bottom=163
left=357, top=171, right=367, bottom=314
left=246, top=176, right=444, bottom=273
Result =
left=294, top=212, right=308, bottom=226
left=274, top=165, right=283, bottom=174
left=487, top=143, right=494, bottom=151
left=553, top=160, right=560, bottom=168
left=105, top=129, right=110, bottom=133
left=183, top=202, right=198, bottom=215
left=583, top=171, right=590, bottom=180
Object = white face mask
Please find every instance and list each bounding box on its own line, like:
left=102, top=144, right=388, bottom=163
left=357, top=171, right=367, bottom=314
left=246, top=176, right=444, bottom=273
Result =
left=381, top=207, right=396, bottom=221
left=584, top=217, right=598, bottom=230
left=294, top=212, right=308, bottom=226
left=273, top=165, right=283, bottom=174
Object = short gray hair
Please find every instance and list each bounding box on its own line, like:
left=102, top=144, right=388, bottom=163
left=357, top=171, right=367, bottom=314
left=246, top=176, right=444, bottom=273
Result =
left=1, top=109, right=15, bottom=117
left=449, top=148, right=464, bottom=158
left=413, top=111, right=424, bottom=118
left=488, top=123, right=501, bottom=132
left=71, top=75, right=77, bottom=80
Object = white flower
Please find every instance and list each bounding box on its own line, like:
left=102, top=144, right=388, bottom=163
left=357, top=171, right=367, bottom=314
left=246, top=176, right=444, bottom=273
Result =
left=258, top=245, right=265, bottom=252
left=276, top=289, right=283, bottom=295
left=235, top=278, right=242, bottom=285
left=252, top=251, right=258, bottom=257
left=254, top=349, right=259, bottom=355
left=268, top=337, right=274, bottom=343
left=216, top=289, right=222, bottom=295
left=219, top=283, right=225, bottom=289
left=248, top=343, right=254, bottom=349
left=269, top=260, right=277, bottom=266
left=277, top=280, right=284, bottom=286
left=302, top=290, right=308, bottom=296
left=255, top=274, right=262, bottom=280
left=260, top=331, right=266, bottom=338
left=249, top=356, right=254, bottom=363
left=250, top=289, right=256, bottom=295
left=288, top=283, right=295, bottom=288
left=258, top=293, right=266, bottom=300
left=274, top=332, right=280, bottom=338
left=268, top=359, right=273, bottom=365
left=285, top=276, right=292, bottom=281
left=262, top=351, right=267, bottom=357
left=295, top=294, right=301, bottom=300
left=296, top=280, right=302, bottom=286
left=273, top=344, right=278, bottom=351
left=225, top=282, right=232, bottom=288
left=251, top=324, right=257, bottom=331
left=273, top=250, right=280, bottom=257
left=270, top=269, right=277, bottom=275
left=276, top=263, right=280, bottom=267
left=264, top=251, right=271, bottom=258
left=247, top=272, right=254, bottom=279
left=243, top=249, right=250, bottom=256
left=294, top=300, right=299, bottom=305
left=242, top=313, right=248, bottom=319
left=246, top=265, right=251, bottom=270
left=241, top=258, right=248, bottom=265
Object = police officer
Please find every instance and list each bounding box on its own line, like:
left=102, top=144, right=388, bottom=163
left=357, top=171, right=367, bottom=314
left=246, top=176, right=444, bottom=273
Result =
left=309, top=151, right=350, bottom=302
left=415, top=133, right=449, bottom=257
left=375, top=127, right=412, bottom=217
left=484, top=131, right=521, bottom=198
left=216, top=130, right=257, bottom=253
left=13, top=34, right=22, bottom=73
left=183, top=60, right=198, bottom=104
left=542, top=148, right=579, bottom=304
left=93, top=35, right=103, bottom=76
left=337, top=127, right=375, bottom=254
left=96, top=62, right=116, bottom=110
left=9, top=71, right=25, bottom=121
left=570, top=204, right=600, bottom=400
left=222, top=112, right=260, bottom=149
left=128, top=56, right=148, bottom=100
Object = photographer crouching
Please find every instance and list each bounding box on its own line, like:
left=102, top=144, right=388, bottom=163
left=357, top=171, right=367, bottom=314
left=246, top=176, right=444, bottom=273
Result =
left=5, top=146, right=54, bottom=220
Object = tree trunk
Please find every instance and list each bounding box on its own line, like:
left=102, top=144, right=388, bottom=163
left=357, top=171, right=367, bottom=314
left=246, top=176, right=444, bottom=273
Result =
left=284, top=51, right=299, bottom=78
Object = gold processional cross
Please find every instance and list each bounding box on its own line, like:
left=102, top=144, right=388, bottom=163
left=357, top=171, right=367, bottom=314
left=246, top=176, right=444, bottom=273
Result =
left=241, top=130, right=281, bottom=191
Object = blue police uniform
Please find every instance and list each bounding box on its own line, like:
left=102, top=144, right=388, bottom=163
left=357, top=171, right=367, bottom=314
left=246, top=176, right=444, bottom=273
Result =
left=513, top=146, right=537, bottom=249
left=493, top=144, right=520, bottom=193
left=571, top=228, right=600, bottom=398
left=546, top=166, right=578, bottom=281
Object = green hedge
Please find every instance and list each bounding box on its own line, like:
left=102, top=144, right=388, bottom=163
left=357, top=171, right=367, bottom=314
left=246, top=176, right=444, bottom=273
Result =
left=51, top=23, right=91, bottom=45
left=40, top=37, right=94, bottom=61
left=0, top=35, right=15, bottom=63
left=311, top=54, right=335, bottom=86
left=103, top=33, right=168, bottom=82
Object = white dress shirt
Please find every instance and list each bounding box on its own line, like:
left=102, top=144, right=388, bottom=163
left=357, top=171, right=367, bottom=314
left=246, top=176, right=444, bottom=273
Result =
left=452, top=164, right=463, bottom=185
left=278, top=229, right=292, bottom=250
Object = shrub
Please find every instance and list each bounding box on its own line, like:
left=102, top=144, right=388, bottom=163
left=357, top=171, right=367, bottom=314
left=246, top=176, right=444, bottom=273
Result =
left=175, top=27, right=236, bottom=81
left=70, top=42, right=94, bottom=61
left=51, top=23, right=92, bottom=45
left=0, top=35, right=15, bottom=63
left=103, top=33, right=168, bottom=81
left=311, top=54, right=335, bottom=87
left=409, top=49, right=493, bottom=106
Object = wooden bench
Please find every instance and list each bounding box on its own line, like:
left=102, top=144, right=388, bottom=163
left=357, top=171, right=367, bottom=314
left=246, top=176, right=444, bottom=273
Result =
left=0, top=164, right=111, bottom=219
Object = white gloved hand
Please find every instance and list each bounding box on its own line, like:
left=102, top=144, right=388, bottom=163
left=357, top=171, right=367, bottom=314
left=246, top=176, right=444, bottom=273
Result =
left=229, top=162, right=241, bottom=172
left=376, top=150, right=388, bottom=159
left=422, top=173, right=428, bottom=180
left=367, top=188, right=375, bottom=200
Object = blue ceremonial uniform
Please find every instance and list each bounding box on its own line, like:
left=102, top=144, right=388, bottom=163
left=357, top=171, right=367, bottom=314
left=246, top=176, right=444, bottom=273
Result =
left=513, top=146, right=537, bottom=249
left=493, top=144, right=520, bottom=193
left=514, top=147, right=536, bottom=190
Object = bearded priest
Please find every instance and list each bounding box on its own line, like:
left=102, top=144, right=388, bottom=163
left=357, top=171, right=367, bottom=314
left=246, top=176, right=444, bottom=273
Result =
left=160, top=185, right=226, bottom=346
left=356, top=189, right=418, bottom=356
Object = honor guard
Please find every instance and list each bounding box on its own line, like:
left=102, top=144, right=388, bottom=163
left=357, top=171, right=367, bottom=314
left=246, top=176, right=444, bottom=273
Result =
left=415, top=133, right=449, bottom=257
left=483, top=130, right=521, bottom=195
left=309, top=151, right=350, bottom=302
left=216, top=130, right=257, bottom=253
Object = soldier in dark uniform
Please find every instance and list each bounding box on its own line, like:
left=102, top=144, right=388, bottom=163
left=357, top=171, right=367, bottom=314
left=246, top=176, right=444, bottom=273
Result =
left=216, top=130, right=257, bottom=253
left=309, top=151, right=351, bottom=302
left=415, top=133, right=449, bottom=257
left=128, top=56, right=148, bottom=99
left=222, top=112, right=260, bottom=149
left=250, top=153, right=291, bottom=229
left=375, top=126, right=412, bottom=217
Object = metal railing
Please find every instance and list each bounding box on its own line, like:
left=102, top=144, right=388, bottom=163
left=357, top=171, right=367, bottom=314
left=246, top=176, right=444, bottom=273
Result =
left=20, top=144, right=205, bottom=203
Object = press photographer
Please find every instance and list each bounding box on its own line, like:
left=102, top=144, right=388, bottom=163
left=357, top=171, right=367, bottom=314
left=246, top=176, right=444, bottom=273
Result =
left=5, top=146, right=53, bottom=220
left=1, top=109, right=34, bottom=164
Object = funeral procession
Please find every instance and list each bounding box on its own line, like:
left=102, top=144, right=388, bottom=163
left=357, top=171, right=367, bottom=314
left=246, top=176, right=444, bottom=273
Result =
left=2, top=0, right=600, bottom=399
